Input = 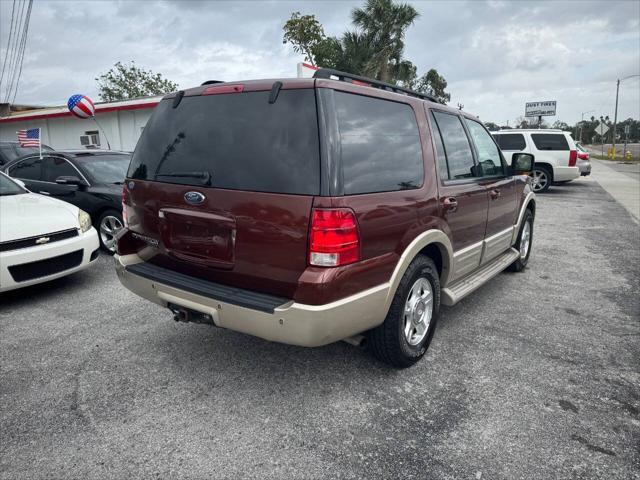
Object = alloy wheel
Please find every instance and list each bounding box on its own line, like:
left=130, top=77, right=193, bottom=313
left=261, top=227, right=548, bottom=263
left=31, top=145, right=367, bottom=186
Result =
left=520, top=219, right=531, bottom=260
left=403, top=278, right=433, bottom=346
left=531, top=170, right=548, bottom=192
left=99, top=215, right=123, bottom=253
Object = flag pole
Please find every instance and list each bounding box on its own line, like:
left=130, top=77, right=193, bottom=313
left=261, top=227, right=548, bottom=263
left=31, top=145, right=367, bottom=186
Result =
left=39, top=127, right=42, bottom=159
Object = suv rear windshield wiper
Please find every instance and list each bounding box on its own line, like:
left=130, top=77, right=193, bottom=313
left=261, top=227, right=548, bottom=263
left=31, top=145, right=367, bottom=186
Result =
left=154, top=171, right=211, bottom=186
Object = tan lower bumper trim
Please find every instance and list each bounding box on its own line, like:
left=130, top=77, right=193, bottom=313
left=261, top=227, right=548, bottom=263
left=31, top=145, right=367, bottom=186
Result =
left=115, top=254, right=389, bottom=347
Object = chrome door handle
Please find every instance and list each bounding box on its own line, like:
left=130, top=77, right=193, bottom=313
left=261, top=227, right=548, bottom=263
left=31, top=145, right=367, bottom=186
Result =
left=38, top=191, right=50, bottom=195
left=490, top=189, right=501, bottom=200
left=443, top=197, right=458, bottom=212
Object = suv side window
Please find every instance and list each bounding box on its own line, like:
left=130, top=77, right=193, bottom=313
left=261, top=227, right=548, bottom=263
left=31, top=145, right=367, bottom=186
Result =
left=531, top=133, right=569, bottom=151
left=42, top=157, right=79, bottom=182
left=494, top=133, right=526, bottom=151
left=431, top=111, right=477, bottom=180
left=335, top=91, right=423, bottom=194
left=8, top=157, right=43, bottom=181
left=430, top=112, right=450, bottom=180
left=464, top=118, right=504, bottom=177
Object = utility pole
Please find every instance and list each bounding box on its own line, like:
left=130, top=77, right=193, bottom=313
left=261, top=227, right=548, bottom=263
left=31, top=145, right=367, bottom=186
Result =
left=457, top=103, right=464, bottom=110
left=613, top=79, right=620, bottom=159
left=612, top=74, right=640, bottom=159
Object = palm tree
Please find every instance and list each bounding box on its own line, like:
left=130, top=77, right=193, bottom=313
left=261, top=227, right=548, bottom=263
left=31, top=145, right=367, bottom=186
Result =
left=351, top=0, right=419, bottom=83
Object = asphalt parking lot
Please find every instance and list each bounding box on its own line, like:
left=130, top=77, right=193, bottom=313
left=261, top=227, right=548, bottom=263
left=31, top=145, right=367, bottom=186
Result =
left=1, top=177, right=638, bottom=479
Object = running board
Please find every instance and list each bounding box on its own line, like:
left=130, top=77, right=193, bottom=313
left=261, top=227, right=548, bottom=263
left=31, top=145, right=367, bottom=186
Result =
left=441, top=248, right=520, bottom=306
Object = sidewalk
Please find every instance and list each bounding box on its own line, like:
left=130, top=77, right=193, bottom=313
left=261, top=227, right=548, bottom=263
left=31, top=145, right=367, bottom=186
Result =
left=590, top=159, right=639, bottom=223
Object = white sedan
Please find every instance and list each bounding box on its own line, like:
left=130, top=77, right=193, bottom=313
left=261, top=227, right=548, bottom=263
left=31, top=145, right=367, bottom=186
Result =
left=0, top=172, right=99, bottom=293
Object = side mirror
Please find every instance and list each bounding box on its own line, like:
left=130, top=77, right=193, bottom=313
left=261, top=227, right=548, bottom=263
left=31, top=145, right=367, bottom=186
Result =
left=511, top=153, right=534, bottom=174
left=55, top=175, right=84, bottom=186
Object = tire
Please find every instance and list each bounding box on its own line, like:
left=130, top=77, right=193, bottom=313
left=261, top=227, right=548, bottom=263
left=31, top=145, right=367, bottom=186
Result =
left=97, top=209, right=124, bottom=254
left=531, top=165, right=552, bottom=193
left=508, top=209, right=534, bottom=272
left=368, top=255, right=440, bottom=368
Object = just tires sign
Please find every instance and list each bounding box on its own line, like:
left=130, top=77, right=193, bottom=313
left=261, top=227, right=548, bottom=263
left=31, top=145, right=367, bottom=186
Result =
left=525, top=101, right=557, bottom=117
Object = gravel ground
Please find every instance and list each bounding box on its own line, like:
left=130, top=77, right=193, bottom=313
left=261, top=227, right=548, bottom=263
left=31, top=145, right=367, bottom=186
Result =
left=1, top=178, right=638, bottom=479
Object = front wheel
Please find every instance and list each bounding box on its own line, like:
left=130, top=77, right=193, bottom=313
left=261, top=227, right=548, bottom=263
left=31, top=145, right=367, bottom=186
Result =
left=97, top=210, right=123, bottom=254
left=508, top=209, right=534, bottom=272
left=368, top=255, right=440, bottom=368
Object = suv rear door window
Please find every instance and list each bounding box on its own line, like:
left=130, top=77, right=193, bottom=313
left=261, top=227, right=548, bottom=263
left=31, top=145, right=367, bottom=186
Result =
left=431, top=111, right=477, bottom=180
left=128, top=89, right=320, bottom=195
left=334, top=91, right=423, bottom=194
left=464, top=118, right=504, bottom=177
left=495, top=133, right=526, bottom=151
left=531, top=133, right=569, bottom=151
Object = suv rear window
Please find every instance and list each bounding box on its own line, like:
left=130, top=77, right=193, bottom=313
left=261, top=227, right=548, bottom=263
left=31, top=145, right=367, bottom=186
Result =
left=128, top=89, right=320, bottom=195
left=531, top=133, right=569, bottom=151
left=494, top=133, right=526, bottom=150
left=335, top=92, right=423, bottom=194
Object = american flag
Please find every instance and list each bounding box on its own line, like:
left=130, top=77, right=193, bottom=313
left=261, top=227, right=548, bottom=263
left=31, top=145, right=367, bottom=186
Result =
left=17, top=128, right=41, bottom=148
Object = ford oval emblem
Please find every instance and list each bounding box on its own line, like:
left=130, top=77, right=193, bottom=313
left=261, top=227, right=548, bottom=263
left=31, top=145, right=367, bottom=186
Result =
left=184, top=191, right=205, bottom=204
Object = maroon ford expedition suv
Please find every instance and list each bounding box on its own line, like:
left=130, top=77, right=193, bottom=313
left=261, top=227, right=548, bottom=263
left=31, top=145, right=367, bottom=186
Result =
left=115, top=69, right=536, bottom=367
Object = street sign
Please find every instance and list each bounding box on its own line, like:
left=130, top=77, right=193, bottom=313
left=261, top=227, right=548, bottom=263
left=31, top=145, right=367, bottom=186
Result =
left=525, top=101, right=557, bottom=117
left=624, top=124, right=630, bottom=134
left=595, top=122, right=609, bottom=136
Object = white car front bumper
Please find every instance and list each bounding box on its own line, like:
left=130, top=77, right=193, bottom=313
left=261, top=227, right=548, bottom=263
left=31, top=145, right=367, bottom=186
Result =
left=0, top=228, right=99, bottom=293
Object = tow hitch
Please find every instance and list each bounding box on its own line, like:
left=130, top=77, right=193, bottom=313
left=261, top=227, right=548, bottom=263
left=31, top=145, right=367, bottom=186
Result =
left=168, top=303, right=215, bottom=325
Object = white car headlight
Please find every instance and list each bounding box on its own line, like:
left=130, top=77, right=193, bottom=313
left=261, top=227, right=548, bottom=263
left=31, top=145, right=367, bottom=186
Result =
left=78, top=209, right=92, bottom=233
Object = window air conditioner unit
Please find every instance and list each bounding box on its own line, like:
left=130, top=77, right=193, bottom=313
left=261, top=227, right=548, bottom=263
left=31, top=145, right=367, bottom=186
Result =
left=80, top=134, right=100, bottom=148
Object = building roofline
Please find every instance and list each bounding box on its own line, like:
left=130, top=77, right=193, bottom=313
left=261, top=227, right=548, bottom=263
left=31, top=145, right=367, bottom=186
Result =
left=0, top=95, right=162, bottom=124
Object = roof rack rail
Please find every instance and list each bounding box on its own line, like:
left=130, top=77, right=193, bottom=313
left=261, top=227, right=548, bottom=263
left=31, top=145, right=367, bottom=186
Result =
left=313, top=68, right=439, bottom=103
left=201, top=80, right=225, bottom=86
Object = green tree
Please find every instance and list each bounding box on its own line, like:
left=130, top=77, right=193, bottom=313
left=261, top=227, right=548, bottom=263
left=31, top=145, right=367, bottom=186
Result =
left=552, top=120, right=570, bottom=131
left=484, top=121, right=500, bottom=131
left=96, top=61, right=178, bottom=102
left=411, top=68, right=451, bottom=104
left=282, top=12, right=327, bottom=66
left=351, top=0, right=419, bottom=83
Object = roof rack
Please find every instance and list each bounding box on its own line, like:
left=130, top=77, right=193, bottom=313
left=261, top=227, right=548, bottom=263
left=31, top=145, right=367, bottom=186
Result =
left=201, top=80, right=225, bottom=86
left=313, top=68, right=439, bottom=103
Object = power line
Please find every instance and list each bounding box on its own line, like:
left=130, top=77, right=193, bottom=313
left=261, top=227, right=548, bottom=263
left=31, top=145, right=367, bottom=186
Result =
left=10, top=0, right=33, bottom=103
left=0, top=0, right=18, bottom=92
left=3, top=0, right=27, bottom=102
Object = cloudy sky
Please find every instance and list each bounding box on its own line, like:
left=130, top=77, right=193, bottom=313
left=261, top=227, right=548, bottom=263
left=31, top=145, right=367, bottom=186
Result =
left=1, top=0, right=638, bottom=125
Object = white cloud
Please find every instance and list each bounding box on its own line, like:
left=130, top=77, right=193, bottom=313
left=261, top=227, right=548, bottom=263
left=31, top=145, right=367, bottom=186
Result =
left=0, top=0, right=638, bottom=124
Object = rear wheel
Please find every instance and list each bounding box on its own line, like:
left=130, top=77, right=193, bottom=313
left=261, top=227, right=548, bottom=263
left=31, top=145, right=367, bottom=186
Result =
left=368, top=255, right=440, bottom=368
left=531, top=165, right=552, bottom=192
left=508, top=209, right=534, bottom=272
left=97, top=210, right=123, bottom=254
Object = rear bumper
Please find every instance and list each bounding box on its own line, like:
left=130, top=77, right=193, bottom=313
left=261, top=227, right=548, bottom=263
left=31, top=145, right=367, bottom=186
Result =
left=115, top=254, right=389, bottom=347
left=578, top=160, right=591, bottom=175
left=553, top=166, right=580, bottom=182
left=0, top=228, right=99, bottom=293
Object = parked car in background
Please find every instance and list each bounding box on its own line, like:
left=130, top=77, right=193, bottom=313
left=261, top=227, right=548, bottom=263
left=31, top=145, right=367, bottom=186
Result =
left=0, top=171, right=99, bottom=293
left=575, top=142, right=591, bottom=176
left=3, top=150, right=130, bottom=252
left=115, top=69, right=536, bottom=368
left=0, top=141, right=53, bottom=165
left=493, top=129, right=579, bottom=192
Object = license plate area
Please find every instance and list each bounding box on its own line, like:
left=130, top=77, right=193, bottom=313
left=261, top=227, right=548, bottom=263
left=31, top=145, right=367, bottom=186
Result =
left=159, top=208, right=236, bottom=269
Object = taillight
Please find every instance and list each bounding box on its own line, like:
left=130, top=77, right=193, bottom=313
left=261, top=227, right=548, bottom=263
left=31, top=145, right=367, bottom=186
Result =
left=578, top=152, right=589, bottom=160
left=309, top=208, right=360, bottom=267
left=569, top=150, right=577, bottom=167
left=122, top=183, right=129, bottom=227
